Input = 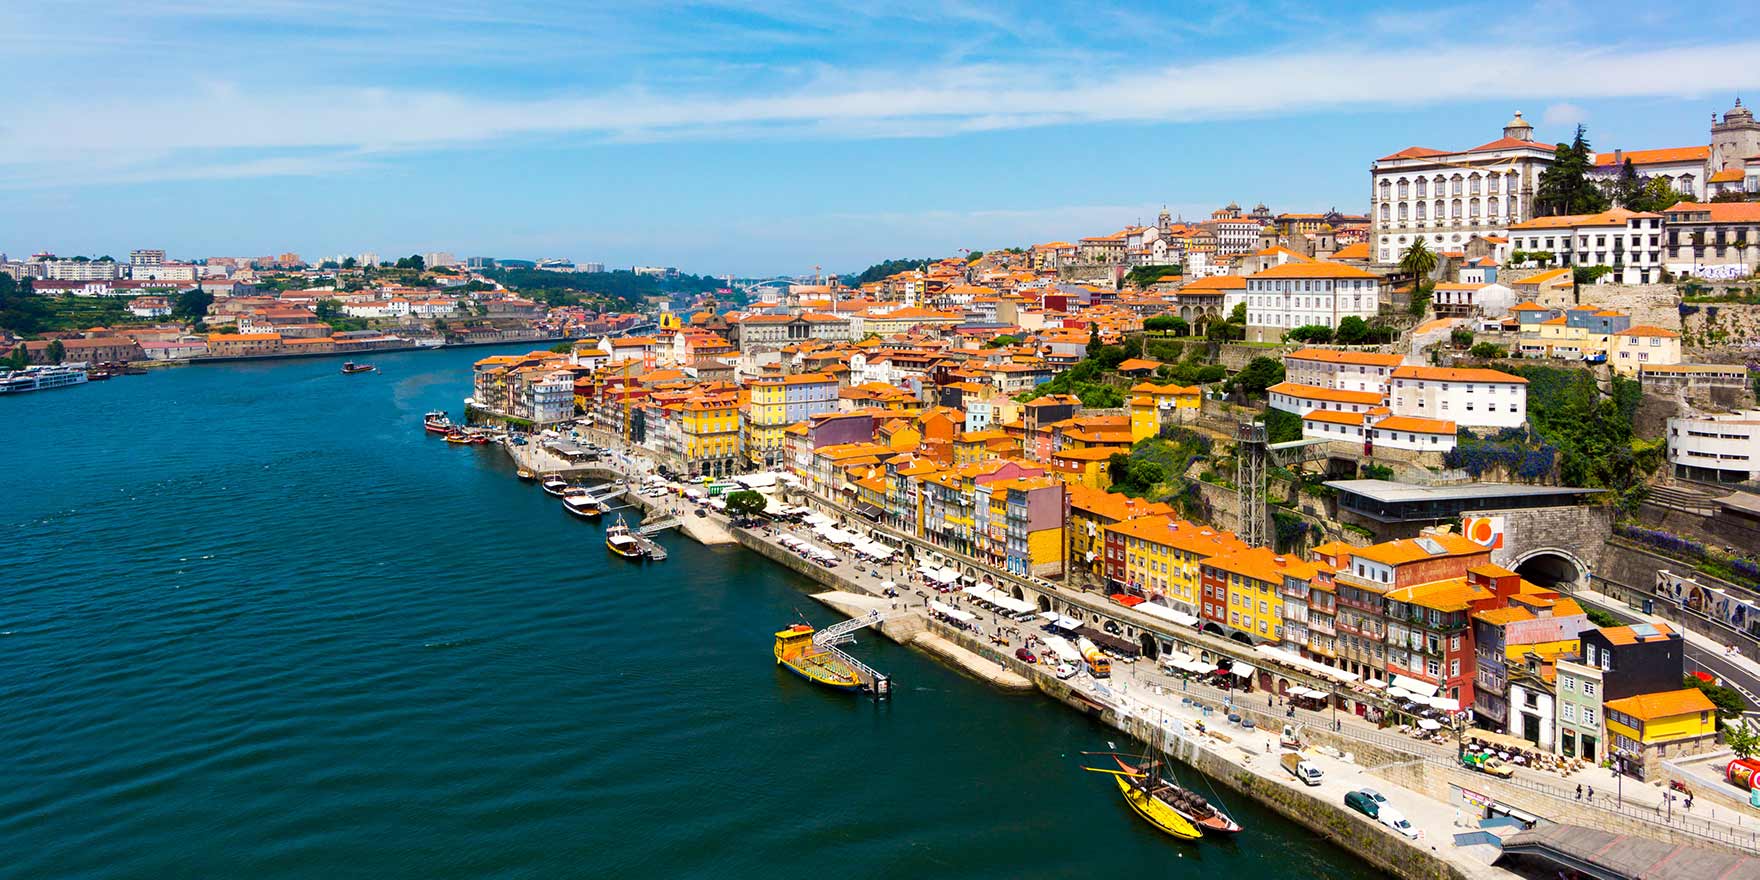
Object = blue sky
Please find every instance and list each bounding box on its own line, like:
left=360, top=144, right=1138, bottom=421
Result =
left=3, top=1, right=1759, bottom=276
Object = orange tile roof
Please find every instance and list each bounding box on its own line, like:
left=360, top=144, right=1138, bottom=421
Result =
left=1509, top=207, right=1659, bottom=230
left=1375, top=414, right=1456, bottom=434
left=1303, top=409, right=1366, bottom=426
left=1614, top=325, right=1679, bottom=338
left=1115, top=358, right=1163, bottom=372
left=1379, top=146, right=1451, bottom=161
left=1349, top=532, right=1486, bottom=567
left=1386, top=576, right=1489, bottom=612
left=1593, top=146, right=1709, bottom=166
left=1268, top=381, right=1385, bottom=405
left=1392, top=365, right=1527, bottom=384
left=1604, top=688, right=1715, bottom=721
left=1664, top=201, right=1760, bottom=222
left=1515, top=268, right=1572, bottom=287
left=1110, top=515, right=1248, bottom=557
left=1203, top=545, right=1319, bottom=585
left=1178, top=275, right=1247, bottom=291
left=1287, top=348, right=1405, bottom=367
left=1330, top=242, right=1371, bottom=260
left=1066, top=483, right=1172, bottom=522
left=1597, top=622, right=1675, bottom=645
left=1709, top=168, right=1745, bottom=183
left=1473, top=606, right=1535, bottom=626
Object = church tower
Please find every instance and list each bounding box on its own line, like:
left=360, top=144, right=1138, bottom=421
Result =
left=1711, top=98, right=1760, bottom=172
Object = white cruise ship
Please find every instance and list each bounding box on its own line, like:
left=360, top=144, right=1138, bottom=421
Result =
left=0, top=364, right=90, bottom=394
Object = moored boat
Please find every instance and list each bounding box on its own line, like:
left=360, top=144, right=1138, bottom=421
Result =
left=1112, top=755, right=1240, bottom=834
left=1106, top=769, right=1203, bottom=840
left=606, top=515, right=646, bottom=558
left=424, top=411, right=453, bottom=434
left=773, top=624, right=865, bottom=692
left=516, top=467, right=536, bottom=481
left=541, top=476, right=570, bottom=496
left=341, top=361, right=376, bottom=374
left=562, top=490, right=604, bottom=518
left=444, top=430, right=474, bottom=444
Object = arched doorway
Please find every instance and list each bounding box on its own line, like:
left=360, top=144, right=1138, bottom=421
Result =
left=1139, top=633, right=1159, bottom=660
left=1230, top=631, right=1254, bottom=646
left=1012, top=585, right=1025, bottom=601
left=1202, top=622, right=1226, bottom=637
left=1037, top=595, right=1052, bottom=613
left=1514, top=550, right=1583, bottom=589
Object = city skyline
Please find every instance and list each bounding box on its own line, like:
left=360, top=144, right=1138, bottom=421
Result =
left=4, top=1, right=1760, bottom=274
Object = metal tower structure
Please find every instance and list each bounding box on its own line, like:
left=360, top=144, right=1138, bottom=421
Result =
left=1235, top=421, right=1269, bottom=548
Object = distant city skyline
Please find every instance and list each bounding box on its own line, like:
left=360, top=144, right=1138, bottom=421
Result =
left=4, top=1, right=1759, bottom=275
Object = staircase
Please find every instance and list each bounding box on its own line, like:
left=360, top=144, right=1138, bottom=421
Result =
left=1647, top=484, right=1719, bottom=516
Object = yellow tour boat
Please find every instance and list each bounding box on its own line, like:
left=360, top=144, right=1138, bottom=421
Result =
left=773, top=624, right=864, bottom=692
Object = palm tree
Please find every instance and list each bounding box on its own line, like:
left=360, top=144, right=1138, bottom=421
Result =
left=1399, top=239, right=1438, bottom=314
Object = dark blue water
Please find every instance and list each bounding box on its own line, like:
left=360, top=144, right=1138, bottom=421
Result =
left=0, top=346, right=1382, bottom=878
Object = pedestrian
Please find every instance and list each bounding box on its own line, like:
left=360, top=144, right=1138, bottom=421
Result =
left=1586, top=785, right=1594, bottom=801
left=1686, top=794, right=1693, bottom=810
left=1575, top=784, right=1582, bottom=800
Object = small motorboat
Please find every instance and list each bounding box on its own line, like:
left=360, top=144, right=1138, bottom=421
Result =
left=516, top=467, right=536, bottom=481
left=443, top=430, right=474, bottom=445
left=341, top=361, right=376, bottom=374
left=540, top=476, right=570, bottom=496
left=424, top=411, right=453, bottom=434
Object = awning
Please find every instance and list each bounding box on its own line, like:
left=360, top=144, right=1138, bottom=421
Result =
left=1387, top=687, right=1414, bottom=701
left=929, top=568, right=961, bottom=585
left=854, top=502, right=883, bottom=521
left=930, top=601, right=976, bottom=624
left=1039, top=611, right=1060, bottom=622
left=1361, top=679, right=1388, bottom=690
left=1426, top=696, right=1461, bottom=712
left=1231, top=662, right=1256, bottom=679
left=879, top=580, right=896, bottom=591
left=1053, top=615, right=1081, bottom=631
left=1390, top=675, right=1440, bottom=698
left=1416, top=718, right=1443, bottom=731
left=1134, top=601, right=1200, bottom=627
left=1044, top=636, right=1083, bottom=663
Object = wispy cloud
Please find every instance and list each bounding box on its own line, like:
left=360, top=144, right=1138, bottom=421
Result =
left=4, top=38, right=1758, bottom=187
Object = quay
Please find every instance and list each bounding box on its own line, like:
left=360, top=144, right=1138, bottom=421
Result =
left=481, top=427, right=1760, bottom=880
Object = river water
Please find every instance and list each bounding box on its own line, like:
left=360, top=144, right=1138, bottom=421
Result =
left=0, top=345, right=1383, bottom=878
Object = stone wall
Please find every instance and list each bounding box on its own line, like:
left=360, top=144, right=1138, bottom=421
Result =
left=1473, top=504, right=1612, bottom=586
left=1680, top=302, right=1760, bottom=352
left=1218, top=342, right=1295, bottom=371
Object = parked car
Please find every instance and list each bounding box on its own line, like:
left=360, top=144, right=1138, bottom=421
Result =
left=692, top=508, right=707, bottom=518
left=1054, top=662, right=1079, bottom=680
left=1377, top=808, right=1418, bottom=839
left=1343, top=790, right=1380, bottom=819
left=1357, top=788, right=1387, bottom=806
left=1015, top=647, right=1037, bottom=664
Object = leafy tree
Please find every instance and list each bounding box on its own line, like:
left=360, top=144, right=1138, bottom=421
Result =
left=1726, top=722, right=1759, bottom=759
left=1399, top=238, right=1438, bottom=288
left=1335, top=315, right=1371, bottom=345
left=1287, top=324, right=1333, bottom=343
left=1229, top=303, right=1246, bottom=324
left=316, top=299, right=344, bottom=319
left=394, top=254, right=427, bottom=271
left=341, top=257, right=357, bottom=270
left=1265, top=408, right=1302, bottom=443
left=1631, top=177, right=1684, bottom=213
left=1451, top=328, right=1475, bottom=348
left=173, top=289, right=214, bottom=323
left=1584, top=607, right=1620, bottom=627
left=849, top=258, right=933, bottom=286
left=3, top=344, right=29, bottom=369
left=1169, top=316, right=1189, bottom=337
left=965, top=250, right=984, bottom=262
left=723, top=490, right=768, bottom=520
left=1469, top=342, right=1507, bottom=359
left=46, top=339, right=65, bottom=364
left=1142, top=315, right=1178, bottom=335
left=1086, top=324, right=1103, bottom=358
left=1228, top=356, right=1285, bottom=396
left=0, top=273, right=50, bottom=335
left=319, top=260, right=339, bottom=270
left=983, top=334, right=1021, bottom=348
left=1535, top=125, right=1610, bottom=216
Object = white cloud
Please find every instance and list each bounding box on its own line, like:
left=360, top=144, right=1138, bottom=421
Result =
left=4, top=39, right=1759, bottom=187
left=1542, top=102, right=1588, bottom=126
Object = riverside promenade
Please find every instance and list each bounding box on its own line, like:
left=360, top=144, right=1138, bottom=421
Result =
left=498, top=430, right=1760, bottom=873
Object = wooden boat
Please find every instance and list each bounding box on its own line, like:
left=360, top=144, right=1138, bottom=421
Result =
left=424, top=411, right=453, bottom=434
left=606, top=515, right=646, bottom=558
left=341, top=361, right=376, bottom=374
left=443, top=430, right=474, bottom=444
left=541, top=476, right=570, bottom=496
left=1105, top=769, right=1203, bottom=840
left=773, top=624, right=864, bottom=692
left=1112, top=755, right=1241, bottom=834
left=516, top=467, right=536, bottom=481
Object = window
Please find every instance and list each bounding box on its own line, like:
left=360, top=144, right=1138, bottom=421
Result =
left=1562, top=703, right=1577, bottom=722
left=1582, top=681, right=1595, bottom=697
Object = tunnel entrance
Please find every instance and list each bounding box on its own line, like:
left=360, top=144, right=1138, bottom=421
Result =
left=1515, top=551, right=1581, bottom=589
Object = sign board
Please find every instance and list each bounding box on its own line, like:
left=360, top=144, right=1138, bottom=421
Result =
left=1463, top=515, right=1505, bottom=550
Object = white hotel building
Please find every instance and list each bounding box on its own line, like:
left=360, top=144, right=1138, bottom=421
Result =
left=1370, top=112, right=1555, bottom=265
left=1506, top=207, right=1666, bottom=284
left=1387, top=366, right=1528, bottom=430
left=1668, top=410, right=1760, bottom=483
left=1242, top=262, right=1381, bottom=342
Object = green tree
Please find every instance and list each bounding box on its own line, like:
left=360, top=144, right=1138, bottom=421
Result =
left=173, top=289, right=214, bottom=323
left=1469, top=342, right=1507, bottom=358
left=1086, top=324, right=1103, bottom=358
left=723, top=489, right=768, bottom=520
left=1229, top=303, right=1246, bottom=324
left=1451, top=328, right=1475, bottom=348
left=1169, top=316, right=1190, bottom=337
left=1727, top=723, right=1759, bottom=760
left=341, top=257, right=357, bottom=270
left=1142, top=315, right=1177, bottom=335
left=1287, top=324, right=1333, bottom=343
left=1631, top=177, right=1683, bottom=213
left=45, top=339, right=65, bottom=364
left=983, top=334, right=1021, bottom=348
left=1229, top=356, right=1285, bottom=396
left=1536, top=125, right=1610, bottom=216
left=966, top=250, right=984, bottom=262
left=1684, top=674, right=1748, bottom=725
left=1399, top=238, right=1438, bottom=288
left=0, top=273, right=50, bottom=335
left=1335, top=315, right=1371, bottom=345
left=316, top=299, right=344, bottom=319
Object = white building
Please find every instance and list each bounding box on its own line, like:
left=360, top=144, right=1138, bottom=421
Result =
left=129, top=249, right=166, bottom=267
left=1299, top=409, right=1457, bottom=453
left=1242, top=262, right=1380, bottom=342
left=44, top=260, right=122, bottom=281
left=1370, top=112, right=1554, bottom=265
left=1506, top=208, right=1666, bottom=284
left=342, top=298, right=411, bottom=319
left=1431, top=282, right=1515, bottom=318
left=1266, top=382, right=1384, bottom=417
left=1283, top=349, right=1404, bottom=393
left=1659, top=201, right=1760, bottom=280
left=128, top=296, right=172, bottom=317
left=423, top=251, right=461, bottom=269
left=1668, top=409, right=1760, bottom=483
left=130, top=263, right=200, bottom=282
left=1388, top=365, right=1527, bottom=430
left=526, top=371, right=576, bottom=425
